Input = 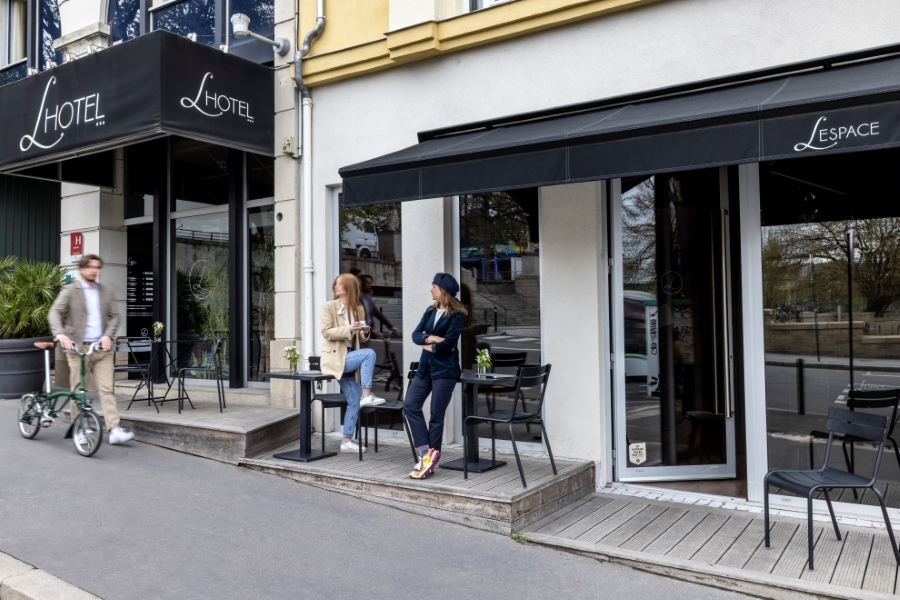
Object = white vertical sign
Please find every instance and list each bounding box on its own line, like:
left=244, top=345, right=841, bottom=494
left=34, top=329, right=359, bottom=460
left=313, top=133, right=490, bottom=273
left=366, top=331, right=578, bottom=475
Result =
left=645, top=302, right=659, bottom=397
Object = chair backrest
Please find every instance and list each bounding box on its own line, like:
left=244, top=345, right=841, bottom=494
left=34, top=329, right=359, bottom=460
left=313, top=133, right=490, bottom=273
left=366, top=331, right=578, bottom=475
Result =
left=407, top=361, right=419, bottom=380
left=115, top=336, right=152, bottom=364
left=211, top=338, right=226, bottom=369
left=847, top=388, right=900, bottom=436
left=824, top=406, right=889, bottom=482
left=511, top=364, right=552, bottom=414
left=490, top=351, right=528, bottom=370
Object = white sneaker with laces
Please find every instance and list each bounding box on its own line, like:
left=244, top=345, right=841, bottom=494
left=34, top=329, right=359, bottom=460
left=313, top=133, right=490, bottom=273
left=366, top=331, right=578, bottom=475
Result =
left=109, top=427, right=134, bottom=445
left=359, top=393, right=385, bottom=407
left=74, top=432, right=88, bottom=446
left=341, top=440, right=366, bottom=453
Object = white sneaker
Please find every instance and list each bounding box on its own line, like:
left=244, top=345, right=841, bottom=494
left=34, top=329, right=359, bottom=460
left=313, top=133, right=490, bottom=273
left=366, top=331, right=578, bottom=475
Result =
left=341, top=440, right=366, bottom=453
left=359, top=393, right=385, bottom=407
left=109, top=427, right=134, bottom=445
left=74, top=432, right=88, bottom=446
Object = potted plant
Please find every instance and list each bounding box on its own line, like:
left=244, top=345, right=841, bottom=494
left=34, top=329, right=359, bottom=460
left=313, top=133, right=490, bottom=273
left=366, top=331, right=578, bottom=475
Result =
left=476, top=348, right=492, bottom=379
left=152, top=321, right=164, bottom=342
left=0, top=256, right=67, bottom=398
left=284, top=345, right=301, bottom=373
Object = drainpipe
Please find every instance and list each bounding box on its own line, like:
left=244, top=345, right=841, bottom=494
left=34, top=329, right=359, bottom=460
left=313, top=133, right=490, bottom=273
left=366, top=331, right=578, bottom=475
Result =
left=294, top=1, right=325, bottom=364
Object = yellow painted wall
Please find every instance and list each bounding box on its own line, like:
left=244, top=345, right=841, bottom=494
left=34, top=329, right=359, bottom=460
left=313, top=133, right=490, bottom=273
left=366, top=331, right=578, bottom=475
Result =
left=299, top=0, right=389, bottom=56
left=299, top=0, right=663, bottom=86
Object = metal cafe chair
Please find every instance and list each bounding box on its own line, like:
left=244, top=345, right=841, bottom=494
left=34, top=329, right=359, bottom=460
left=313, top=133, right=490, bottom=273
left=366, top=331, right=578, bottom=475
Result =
left=176, top=338, right=225, bottom=413
left=308, top=355, right=369, bottom=461
left=765, top=407, right=900, bottom=571
left=808, top=388, right=900, bottom=500
left=480, top=351, right=528, bottom=414
left=359, top=361, right=418, bottom=462
left=116, top=336, right=157, bottom=411
left=463, top=363, right=556, bottom=488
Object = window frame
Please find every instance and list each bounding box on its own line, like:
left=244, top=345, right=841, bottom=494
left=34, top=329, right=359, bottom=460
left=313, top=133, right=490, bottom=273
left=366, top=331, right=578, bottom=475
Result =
left=0, top=0, right=31, bottom=71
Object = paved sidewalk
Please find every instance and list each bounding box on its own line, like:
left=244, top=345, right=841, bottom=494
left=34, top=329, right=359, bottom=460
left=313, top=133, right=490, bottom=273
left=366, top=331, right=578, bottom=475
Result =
left=521, top=492, right=900, bottom=600
left=0, top=401, right=746, bottom=600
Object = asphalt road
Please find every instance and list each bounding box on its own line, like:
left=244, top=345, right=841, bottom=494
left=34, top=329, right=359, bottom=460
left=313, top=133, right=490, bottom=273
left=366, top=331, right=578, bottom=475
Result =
left=0, top=401, right=748, bottom=600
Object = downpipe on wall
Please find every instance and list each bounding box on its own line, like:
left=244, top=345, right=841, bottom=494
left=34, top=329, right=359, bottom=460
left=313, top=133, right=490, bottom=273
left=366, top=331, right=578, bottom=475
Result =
left=294, top=1, right=325, bottom=365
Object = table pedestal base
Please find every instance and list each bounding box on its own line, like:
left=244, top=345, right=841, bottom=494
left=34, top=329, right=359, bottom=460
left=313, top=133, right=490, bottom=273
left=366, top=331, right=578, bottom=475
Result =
left=440, top=457, right=506, bottom=473
left=273, top=449, right=337, bottom=462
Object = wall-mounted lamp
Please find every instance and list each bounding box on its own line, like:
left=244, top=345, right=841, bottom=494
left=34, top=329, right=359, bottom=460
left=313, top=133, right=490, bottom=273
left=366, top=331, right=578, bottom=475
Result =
left=230, top=14, right=291, bottom=56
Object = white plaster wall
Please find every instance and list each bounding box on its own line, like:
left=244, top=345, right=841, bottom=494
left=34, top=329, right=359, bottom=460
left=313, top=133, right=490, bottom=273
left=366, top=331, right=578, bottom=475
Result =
left=307, top=0, right=900, bottom=458
left=538, top=182, right=608, bottom=467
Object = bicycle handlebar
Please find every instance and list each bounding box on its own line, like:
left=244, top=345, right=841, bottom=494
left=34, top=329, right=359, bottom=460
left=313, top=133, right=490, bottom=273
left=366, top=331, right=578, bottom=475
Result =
left=53, top=338, right=102, bottom=356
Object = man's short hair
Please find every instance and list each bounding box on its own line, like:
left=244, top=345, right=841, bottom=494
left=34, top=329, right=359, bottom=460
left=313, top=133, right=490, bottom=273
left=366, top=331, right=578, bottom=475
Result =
left=359, top=274, right=373, bottom=282
left=78, top=254, right=103, bottom=269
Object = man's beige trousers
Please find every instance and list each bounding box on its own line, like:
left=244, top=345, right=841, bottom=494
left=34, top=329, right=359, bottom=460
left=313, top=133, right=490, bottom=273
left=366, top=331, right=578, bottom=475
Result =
left=67, top=344, right=120, bottom=429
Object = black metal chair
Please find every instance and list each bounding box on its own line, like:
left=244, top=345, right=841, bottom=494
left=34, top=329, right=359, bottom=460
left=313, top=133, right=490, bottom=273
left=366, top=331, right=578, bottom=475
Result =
left=463, top=363, right=556, bottom=488
left=117, top=336, right=156, bottom=411
left=480, top=351, right=528, bottom=413
left=308, top=356, right=371, bottom=461
left=176, top=337, right=225, bottom=413
left=765, top=406, right=900, bottom=571
left=359, top=361, right=418, bottom=462
left=808, top=389, right=900, bottom=498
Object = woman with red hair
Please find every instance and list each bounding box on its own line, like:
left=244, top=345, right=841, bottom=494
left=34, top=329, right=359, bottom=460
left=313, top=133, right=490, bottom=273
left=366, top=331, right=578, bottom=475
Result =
left=320, top=273, right=385, bottom=453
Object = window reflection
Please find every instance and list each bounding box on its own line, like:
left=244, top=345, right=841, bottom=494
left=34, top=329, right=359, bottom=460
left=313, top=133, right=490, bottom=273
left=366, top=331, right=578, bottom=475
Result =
left=459, top=191, right=542, bottom=444
left=339, top=196, right=405, bottom=432
left=39, top=0, right=62, bottom=71
left=762, top=148, right=900, bottom=508
left=153, top=0, right=217, bottom=48
left=109, top=0, right=142, bottom=44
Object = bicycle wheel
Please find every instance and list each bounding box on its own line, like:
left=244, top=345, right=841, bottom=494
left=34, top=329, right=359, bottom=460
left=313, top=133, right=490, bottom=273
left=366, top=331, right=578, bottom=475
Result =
left=17, top=395, right=41, bottom=439
left=72, top=410, right=103, bottom=457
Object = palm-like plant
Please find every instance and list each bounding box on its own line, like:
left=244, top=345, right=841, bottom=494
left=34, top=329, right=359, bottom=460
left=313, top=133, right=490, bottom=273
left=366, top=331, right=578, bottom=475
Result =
left=0, top=256, right=67, bottom=339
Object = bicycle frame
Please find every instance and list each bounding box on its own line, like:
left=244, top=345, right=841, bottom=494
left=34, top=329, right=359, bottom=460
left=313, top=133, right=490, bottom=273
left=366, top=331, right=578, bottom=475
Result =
left=22, top=343, right=98, bottom=420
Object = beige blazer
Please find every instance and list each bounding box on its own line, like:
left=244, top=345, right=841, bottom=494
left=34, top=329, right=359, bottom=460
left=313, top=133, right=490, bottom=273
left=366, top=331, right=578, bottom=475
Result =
left=320, top=299, right=370, bottom=380
left=48, top=279, right=120, bottom=346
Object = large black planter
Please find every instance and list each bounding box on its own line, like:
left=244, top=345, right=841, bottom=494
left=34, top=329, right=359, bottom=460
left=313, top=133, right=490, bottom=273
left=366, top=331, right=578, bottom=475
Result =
left=0, top=336, right=53, bottom=399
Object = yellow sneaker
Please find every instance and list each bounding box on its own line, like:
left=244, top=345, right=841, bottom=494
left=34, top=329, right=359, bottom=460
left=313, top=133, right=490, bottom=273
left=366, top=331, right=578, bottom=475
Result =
left=409, top=449, right=434, bottom=479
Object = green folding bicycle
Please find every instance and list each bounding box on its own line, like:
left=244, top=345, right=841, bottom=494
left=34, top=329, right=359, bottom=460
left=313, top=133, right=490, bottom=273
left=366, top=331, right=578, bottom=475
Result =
left=17, top=340, right=104, bottom=457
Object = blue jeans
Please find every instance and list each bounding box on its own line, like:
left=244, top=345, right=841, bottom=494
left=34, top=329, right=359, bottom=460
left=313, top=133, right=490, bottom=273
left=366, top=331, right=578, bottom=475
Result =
left=337, top=348, right=376, bottom=438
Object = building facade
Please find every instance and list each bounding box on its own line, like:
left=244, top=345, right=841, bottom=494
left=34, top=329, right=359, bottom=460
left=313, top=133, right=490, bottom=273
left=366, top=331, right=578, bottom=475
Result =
left=2, top=0, right=900, bottom=526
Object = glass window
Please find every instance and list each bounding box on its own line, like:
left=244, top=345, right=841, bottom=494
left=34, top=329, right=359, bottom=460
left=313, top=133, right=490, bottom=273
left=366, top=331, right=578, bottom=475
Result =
left=761, top=147, right=900, bottom=509
left=38, top=0, right=61, bottom=71
left=339, top=196, right=405, bottom=430
left=125, top=138, right=167, bottom=220
left=109, top=0, right=142, bottom=45
left=248, top=205, right=274, bottom=382
left=459, top=191, right=541, bottom=444
left=152, top=0, right=217, bottom=48
left=7, top=0, right=26, bottom=63
left=173, top=211, right=229, bottom=378
left=247, top=153, right=274, bottom=201
left=171, top=138, right=229, bottom=212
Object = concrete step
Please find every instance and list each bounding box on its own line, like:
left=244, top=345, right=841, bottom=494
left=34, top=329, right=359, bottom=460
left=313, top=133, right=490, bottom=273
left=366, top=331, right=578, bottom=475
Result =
left=241, top=435, right=594, bottom=535
left=116, top=381, right=272, bottom=407
left=119, top=401, right=300, bottom=465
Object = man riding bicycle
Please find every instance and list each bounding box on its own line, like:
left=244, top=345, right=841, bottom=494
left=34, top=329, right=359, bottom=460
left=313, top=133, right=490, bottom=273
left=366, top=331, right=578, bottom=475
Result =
left=48, top=254, right=134, bottom=445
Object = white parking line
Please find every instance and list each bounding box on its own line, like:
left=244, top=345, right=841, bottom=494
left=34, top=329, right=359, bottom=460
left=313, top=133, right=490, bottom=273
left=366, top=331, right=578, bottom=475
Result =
left=481, top=335, right=511, bottom=340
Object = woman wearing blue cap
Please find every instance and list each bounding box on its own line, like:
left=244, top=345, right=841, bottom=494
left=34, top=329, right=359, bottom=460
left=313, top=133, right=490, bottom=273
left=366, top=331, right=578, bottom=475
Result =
left=404, top=273, right=467, bottom=480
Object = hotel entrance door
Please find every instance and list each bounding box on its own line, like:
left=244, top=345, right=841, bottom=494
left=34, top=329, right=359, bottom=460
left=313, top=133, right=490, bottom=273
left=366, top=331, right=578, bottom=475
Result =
left=613, top=168, right=738, bottom=482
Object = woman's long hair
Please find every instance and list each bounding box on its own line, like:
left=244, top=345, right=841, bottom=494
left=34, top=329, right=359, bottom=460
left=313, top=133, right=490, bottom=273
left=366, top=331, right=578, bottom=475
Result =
left=434, top=287, right=468, bottom=316
left=333, top=273, right=362, bottom=318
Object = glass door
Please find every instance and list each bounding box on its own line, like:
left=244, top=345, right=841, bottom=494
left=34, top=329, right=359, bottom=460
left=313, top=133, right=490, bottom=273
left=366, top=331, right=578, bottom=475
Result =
left=614, top=168, right=737, bottom=481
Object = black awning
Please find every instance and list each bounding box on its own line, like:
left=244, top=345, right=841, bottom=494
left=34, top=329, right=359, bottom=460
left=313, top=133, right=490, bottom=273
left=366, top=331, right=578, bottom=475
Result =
left=340, top=51, right=900, bottom=206
left=0, top=30, right=273, bottom=173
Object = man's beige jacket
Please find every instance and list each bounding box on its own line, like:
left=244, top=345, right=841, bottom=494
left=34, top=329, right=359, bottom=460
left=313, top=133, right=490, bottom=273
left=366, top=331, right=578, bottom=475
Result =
left=49, top=279, right=120, bottom=346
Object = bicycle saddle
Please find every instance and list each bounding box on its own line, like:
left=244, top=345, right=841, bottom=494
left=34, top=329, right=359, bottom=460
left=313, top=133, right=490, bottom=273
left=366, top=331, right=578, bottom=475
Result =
left=34, top=341, right=56, bottom=349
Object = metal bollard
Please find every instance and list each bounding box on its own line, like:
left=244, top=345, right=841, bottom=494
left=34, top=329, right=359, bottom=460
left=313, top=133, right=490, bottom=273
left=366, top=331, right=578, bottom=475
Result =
left=493, top=306, right=498, bottom=332
left=796, top=358, right=805, bottom=415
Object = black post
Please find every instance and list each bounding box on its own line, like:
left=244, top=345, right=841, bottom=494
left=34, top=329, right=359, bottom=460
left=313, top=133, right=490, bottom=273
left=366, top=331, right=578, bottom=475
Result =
left=796, top=358, right=805, bottom=415
left=810, top=253, right=821, bottom=362
left=848, top=229, right=855, bottom=392
left=493, top=306, right=498, bottom=332
left=227, top=150, right=245, bottom=388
